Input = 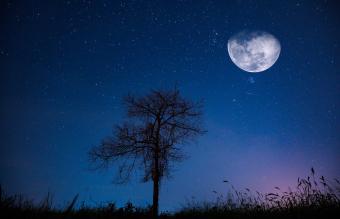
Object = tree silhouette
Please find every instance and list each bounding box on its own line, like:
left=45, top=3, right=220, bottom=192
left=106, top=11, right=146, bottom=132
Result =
left=89, top=88, right=205, bottom=217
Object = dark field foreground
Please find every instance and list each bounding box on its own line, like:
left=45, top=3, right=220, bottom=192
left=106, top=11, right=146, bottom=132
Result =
left=1, top=170, right=339, bottom=219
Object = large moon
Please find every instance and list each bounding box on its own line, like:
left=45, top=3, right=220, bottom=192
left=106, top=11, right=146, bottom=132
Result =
left=227, top=31, right=281, bottom=73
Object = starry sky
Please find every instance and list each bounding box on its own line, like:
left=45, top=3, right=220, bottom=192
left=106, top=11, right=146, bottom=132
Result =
left=0, top=0, right=339, bottom=212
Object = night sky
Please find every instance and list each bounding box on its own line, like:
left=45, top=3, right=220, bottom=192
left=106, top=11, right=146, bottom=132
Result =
left=1, top=0, right=339, bottom=212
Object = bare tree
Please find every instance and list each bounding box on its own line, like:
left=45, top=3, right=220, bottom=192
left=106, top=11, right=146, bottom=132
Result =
left=89, top=88, right=205, bottom=217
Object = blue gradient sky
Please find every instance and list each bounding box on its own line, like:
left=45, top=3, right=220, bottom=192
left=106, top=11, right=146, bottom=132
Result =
left=0, top=0, right=339, bottom=211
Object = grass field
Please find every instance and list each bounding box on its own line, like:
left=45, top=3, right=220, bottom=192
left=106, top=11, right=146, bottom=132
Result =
left=1, top=169, right=339, bottom=218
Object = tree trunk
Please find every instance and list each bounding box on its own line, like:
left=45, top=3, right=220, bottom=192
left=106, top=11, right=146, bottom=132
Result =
left=152, top=116, right=161, bottom=218
left=152, top=148, right=160, bottom=217
left=152, top=169, right=159, bottom=218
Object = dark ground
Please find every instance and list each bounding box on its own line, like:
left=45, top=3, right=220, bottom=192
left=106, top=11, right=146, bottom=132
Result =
left=1, top=170, right=339, bottom=219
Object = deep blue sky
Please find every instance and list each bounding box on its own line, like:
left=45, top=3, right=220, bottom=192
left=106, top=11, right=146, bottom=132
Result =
left=0, top=0, right=339, bottom=211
